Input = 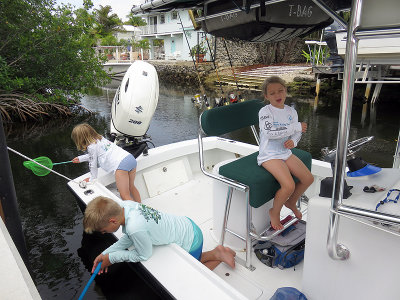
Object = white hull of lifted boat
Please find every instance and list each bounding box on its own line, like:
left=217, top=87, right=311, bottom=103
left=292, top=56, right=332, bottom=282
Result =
left=68, top=136, right=400, bottom=299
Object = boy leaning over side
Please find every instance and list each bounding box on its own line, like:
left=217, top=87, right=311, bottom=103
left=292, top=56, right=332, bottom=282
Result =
left=84, top=196, right=236, bottom=274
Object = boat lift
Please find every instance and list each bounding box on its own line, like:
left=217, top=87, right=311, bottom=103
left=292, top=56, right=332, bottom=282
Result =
left=309, top=1, right=400, bottom=124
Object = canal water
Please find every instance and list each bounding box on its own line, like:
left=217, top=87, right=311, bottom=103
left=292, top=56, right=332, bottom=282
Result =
left=4, top=82, right=399, bottom=299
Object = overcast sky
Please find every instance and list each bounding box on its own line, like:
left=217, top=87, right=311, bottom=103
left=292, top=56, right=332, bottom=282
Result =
left=56, top=0, right=143, bottom=21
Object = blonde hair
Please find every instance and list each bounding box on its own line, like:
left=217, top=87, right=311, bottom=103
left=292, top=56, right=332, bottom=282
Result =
left=261, top=76, right=287, bottom=102
left=71, top=123, right=102, bottom=151
left=83, top=196, right=123, bottom=234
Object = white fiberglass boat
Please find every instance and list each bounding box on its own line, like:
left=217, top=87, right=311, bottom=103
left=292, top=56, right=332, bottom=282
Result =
left=68, top=1, right=400, bottom=299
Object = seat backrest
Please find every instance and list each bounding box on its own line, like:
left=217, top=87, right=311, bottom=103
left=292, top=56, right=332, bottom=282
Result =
left=200, top=99, right=264, bottom=136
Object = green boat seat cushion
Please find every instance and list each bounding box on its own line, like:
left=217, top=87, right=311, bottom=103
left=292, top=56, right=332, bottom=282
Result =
left=219, top=148, right=312, bottom=208
left=200, top=99, right=264, bottom=136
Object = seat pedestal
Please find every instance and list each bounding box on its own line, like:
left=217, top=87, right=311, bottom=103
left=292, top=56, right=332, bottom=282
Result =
left=211, top=160, right=272, bottom=250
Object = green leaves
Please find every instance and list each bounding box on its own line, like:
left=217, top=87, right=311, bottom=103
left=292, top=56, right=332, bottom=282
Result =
left=125, top=14, right=147, bottom=27
left=0, top=0, right=110, bottom=110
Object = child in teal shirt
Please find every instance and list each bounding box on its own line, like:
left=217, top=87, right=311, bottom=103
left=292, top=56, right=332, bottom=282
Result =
left=84, top=196, right=236, bottom=274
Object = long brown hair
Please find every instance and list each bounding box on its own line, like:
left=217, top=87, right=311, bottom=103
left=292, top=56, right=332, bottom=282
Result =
left=71, top=123, right=102, bottom=151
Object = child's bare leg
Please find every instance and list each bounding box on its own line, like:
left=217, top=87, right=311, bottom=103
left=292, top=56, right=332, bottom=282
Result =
left=115, top=170, right=133, bottom=200
left=262, top=160, right=295, bottom=230
left=200, top=245, right=236, bottom=270
left=128, top=168, right=141, bottom=203
left=284, top=155, right=314, bottom=219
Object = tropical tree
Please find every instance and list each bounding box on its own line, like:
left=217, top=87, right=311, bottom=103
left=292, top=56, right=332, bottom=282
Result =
left=0, top=0, right=110, bottom=122
left=126, top=13, right=147, bottom=27
left=93, top=5, right=122, bottom=38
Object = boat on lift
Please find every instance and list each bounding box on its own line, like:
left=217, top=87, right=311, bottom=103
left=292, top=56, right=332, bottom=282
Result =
left=68, top=1, right=400, bottom=299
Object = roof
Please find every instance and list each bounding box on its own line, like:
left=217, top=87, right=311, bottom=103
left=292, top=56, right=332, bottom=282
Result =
left=122, top=25, right=142, bottom=32
left=131, top=0, right=205, bottom=14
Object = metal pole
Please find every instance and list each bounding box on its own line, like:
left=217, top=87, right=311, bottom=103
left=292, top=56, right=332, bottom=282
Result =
left=326, top=0, right=363, bottom=261
left=393, top=129, right=400, bottom=168
left=0, top=115, right=30, bottom=267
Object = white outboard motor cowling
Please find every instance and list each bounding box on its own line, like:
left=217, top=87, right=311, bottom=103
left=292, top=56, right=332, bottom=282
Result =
left=111, top=60, right=159, bottom=138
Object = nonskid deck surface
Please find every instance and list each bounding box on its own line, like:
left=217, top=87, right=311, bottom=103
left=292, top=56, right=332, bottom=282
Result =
left=107, top=173, right=305, bottom=299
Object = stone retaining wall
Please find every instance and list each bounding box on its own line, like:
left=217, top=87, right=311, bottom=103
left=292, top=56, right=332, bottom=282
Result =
left=148, top=38, right=308, bottom=87
left=214, top=38, right=306, bottom=67
left=148, top=61, right=213, bottom=87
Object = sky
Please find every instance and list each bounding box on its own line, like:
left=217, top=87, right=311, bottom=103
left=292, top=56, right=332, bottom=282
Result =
left=56, top=0, right=143, bottom=21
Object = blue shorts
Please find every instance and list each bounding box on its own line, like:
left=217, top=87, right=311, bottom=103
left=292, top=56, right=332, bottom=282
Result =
left=117, top=154, right=137, bottom=171
left=187, top=218, right=203, bottom=261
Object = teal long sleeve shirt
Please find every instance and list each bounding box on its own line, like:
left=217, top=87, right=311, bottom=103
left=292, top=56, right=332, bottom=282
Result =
left=102, top=201, right=195, bottom=264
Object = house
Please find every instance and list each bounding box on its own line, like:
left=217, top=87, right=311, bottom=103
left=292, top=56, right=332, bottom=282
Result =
left=114, top=25, right=142, bottom=43
left=136, top=10, right=211, bottom=61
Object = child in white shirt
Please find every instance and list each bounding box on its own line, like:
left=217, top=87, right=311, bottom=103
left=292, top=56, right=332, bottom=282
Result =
left=71, top=123, right=141, bottom=203
left=258, top=76, right=314, bottom=230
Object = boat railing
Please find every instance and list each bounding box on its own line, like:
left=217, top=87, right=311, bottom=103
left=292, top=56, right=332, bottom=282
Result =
left=325, top=0, right=400, bottom=261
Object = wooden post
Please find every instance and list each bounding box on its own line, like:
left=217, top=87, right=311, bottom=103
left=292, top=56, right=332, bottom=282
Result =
left=0, top=114, right=30, bottom=267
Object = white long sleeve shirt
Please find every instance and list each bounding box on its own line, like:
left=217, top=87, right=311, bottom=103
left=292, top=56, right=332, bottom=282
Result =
left=102, top=201, right=194, bottom=264
left=78, top=137, right=129, bottom=181
left=257, top=104, right=302, bottom=165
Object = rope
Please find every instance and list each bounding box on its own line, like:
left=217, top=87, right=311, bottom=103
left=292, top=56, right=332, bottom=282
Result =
left=222, top=38, right=241, bottom=96
left=204, top=34, right=224, bottom=96
left=177, top=12, right=205, bottom=95
left=7, top=146, right=88, bottom=187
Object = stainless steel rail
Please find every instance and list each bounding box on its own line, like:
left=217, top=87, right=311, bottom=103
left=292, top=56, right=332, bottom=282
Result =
left=356, top=28, right=400, bottom=39
left=393, top=130, right=400, bottom=168
left=338, top=205, right=400, bottom=226
left=197, top=130, right=248, bottom=192
left=327, top=0, right=400, bottom=261
left=327, top=0, right=363, bottom=261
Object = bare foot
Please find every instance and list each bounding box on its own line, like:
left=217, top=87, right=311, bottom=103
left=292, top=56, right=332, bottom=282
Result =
left=224, top=246, right=236, bottom=257
left=269, top=208, right=284, bottom=230
left=285, top=203, right=303, bottom=220
left=215, top=245, right=236, bottom=269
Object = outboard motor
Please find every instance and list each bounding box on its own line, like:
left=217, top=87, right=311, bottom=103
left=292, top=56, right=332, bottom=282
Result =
left=110, top=61, right=159, bottom=157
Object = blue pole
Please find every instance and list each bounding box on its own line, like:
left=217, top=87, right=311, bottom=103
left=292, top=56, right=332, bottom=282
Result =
left=78, top=262, right=102, bottom=300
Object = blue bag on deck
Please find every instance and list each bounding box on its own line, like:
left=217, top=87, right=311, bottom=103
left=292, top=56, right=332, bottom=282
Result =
left=254, top=220, right=306, bottom=269
left=270, top=287, right=307, bottom=300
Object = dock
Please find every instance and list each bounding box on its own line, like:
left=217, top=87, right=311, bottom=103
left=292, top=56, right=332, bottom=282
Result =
left=0, top=218, right=41, bottom=299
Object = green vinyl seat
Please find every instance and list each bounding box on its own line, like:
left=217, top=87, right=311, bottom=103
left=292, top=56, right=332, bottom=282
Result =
left=219, top=149, right=312, bottom=208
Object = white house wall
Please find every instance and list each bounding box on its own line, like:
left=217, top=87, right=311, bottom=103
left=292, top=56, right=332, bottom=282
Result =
left=139, top=10, right=210, bottom=61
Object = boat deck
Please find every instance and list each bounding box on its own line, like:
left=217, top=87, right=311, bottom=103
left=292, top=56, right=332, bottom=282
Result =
left=107, top=172, right=305, bottom=299
left=0, top=218, right=41, bottom=300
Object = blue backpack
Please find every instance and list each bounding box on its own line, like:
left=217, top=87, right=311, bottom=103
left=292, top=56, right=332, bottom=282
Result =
left=254, top=220, right=306, bottom=270
left=270, top=287, right=308, bottom=300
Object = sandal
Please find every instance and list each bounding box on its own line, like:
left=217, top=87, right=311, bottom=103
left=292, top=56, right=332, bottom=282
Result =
left=363, top=186, right=377, bottom=193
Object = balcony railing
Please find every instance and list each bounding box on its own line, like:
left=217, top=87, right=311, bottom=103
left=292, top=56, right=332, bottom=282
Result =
left=138, top=25, right=158, bottom=35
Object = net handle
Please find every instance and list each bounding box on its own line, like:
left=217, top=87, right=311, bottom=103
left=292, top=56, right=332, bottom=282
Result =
left=53, top=161, right=73, bottom=166
left=8, top=147, right=93, bottom=188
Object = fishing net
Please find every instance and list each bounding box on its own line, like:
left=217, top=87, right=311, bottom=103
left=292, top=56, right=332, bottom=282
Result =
left=23, top=156, right=54, bottom=176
